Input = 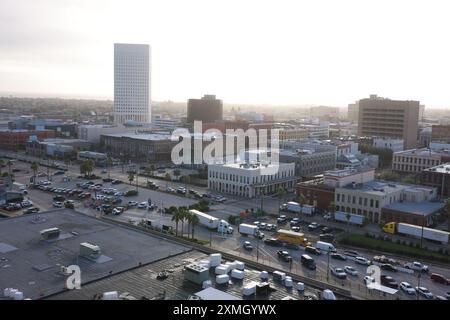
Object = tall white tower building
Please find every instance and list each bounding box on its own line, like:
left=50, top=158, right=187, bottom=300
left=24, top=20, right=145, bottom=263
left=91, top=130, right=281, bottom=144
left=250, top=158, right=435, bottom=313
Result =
left=114, top=43, right=151, bottom=124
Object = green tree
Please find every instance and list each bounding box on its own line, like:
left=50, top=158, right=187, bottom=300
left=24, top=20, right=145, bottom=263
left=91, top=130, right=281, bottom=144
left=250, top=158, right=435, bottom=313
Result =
left=178, top=206, right=188, bottom=238
left=171, top=208, right=182, bottom=236
left=30, top=161, right=39, bottom=183
left=80, top=159, right=94, bottom=178
left=345, top=211, right=352, bottom=233
left=128, top=171, right=135, bottom=185
left=164, top=173, right=171, bottom=181
left=0, top=159, right=4, bottom=175
left=190, top=214, right=200, bottom=239
left=277, top=187, right=286, bottom=216
left=173, top=169, right=181, bottom=177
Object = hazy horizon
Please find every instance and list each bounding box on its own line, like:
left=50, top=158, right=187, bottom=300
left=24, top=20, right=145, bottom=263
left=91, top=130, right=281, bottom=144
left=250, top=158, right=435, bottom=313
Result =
left=1, top=0, right=450, bottom=107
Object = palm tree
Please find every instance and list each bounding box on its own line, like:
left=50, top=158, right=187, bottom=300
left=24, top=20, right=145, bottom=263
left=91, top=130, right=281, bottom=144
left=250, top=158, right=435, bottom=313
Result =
left=445, top=198, right=450, bottom=232
left=190, top=214, right=200, bottom=240
left=277, top=187, right=286, bottom=216
left=178, top=207, right=188, bottom=238
left=171, top=208, right=182, bottom=236
left=128, top=171, right=135, bottom=185
left=30, top=161, right=39, bottom=183
left=106, top=155, right=113, bottom=180
left=185, top=212, right=193, bottom=239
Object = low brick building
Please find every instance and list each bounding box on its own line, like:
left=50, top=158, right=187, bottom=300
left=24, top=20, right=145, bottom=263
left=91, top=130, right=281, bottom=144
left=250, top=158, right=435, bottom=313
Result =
left=0, top=129, right=56, bottom=150
left=381, top=201, right=444, bottom=227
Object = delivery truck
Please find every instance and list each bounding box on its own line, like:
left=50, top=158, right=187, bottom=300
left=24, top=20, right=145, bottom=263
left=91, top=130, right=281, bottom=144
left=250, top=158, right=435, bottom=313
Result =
left=238, top=223, right=264, bottom=238
left=276, top=229, right=311, bottom=247
left=333, top=211, right=365, bottom=226
left=282, top=202, right=315, bottom=215
left=189, top=209, right=234, bottom=234
left=383, top=222, right=450, bottom=244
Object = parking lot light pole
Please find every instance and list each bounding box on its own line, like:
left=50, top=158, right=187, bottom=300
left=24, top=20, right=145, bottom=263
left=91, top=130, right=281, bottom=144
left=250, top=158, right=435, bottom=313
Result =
left=417, top=273, right=421, bottom=300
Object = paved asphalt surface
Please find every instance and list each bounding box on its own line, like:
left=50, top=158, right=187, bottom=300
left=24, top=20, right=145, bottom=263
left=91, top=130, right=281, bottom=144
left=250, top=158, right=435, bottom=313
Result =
left=2, top=154, right=450, bottom=300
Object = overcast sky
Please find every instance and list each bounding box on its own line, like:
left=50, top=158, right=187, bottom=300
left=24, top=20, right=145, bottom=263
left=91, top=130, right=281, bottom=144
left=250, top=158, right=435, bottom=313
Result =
left=1, top=0, right=450, bottom=107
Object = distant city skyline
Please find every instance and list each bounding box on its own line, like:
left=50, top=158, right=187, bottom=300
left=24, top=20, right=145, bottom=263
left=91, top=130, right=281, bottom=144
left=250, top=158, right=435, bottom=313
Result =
left=1, top=0, right=450, bottom=107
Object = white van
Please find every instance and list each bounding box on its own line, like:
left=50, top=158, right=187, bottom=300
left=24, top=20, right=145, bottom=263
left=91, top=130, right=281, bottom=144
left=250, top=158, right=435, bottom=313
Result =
left=315, top=241, right=337, bottom=253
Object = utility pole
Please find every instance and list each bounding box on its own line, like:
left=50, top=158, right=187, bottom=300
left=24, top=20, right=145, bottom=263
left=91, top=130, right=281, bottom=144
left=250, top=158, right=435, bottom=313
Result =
left=326, top=246, right=331, bottom=283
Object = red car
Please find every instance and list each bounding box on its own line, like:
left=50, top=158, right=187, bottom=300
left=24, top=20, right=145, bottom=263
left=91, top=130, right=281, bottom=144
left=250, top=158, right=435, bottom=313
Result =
left=430, top=273, right=450, bottom=285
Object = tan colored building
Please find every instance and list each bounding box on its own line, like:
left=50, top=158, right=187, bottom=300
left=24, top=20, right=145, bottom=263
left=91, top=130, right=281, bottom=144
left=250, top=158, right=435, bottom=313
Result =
left=357, top=95, right=419, bottom=149
left=392, top=148, right=444, bottom=173
left=431, top=125, right=450, bottom=143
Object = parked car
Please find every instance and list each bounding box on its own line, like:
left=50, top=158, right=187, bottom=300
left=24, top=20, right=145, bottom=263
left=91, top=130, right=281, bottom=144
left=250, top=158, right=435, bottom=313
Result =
left=355, top=256, right=371, bottom=266
left=380, top=275, right=398, bottom=289
left=264, top=238, right=283, bottom=247
left=330, top=266, right=347, bottom=279
left=112, top=207, right=125, bottom=215
left=404, top=261, right=429, bottom=273
left=430, top=273, right=450, bottom=285
left=277, top=250, right=292, bottom=262
left=53, top=170, right=65, bottom=175
left=128, top=201, right=138, bottom=207
left=321, top=226, right=332, bottom=233
left=435, top=295, right=448, bottom=300
left=23, top=207, right=40, bottom=214
left=166, top=187, right=175, bottom=193
left=445, top=292, right=450, bottom=299
left=290, top=217, right=301, bottom=226
left=20, top=200, right=33, bottom=208
left=380, top=264, right=397, bottom=272
left=415, top=286, right=434, bottom=299
left=291, top=226, right=301, bottom=232
left=243, top=241, right=253, bottom=251
left=344, top=250, right=360, bottom=258
left=137, top=202, right=148, bottom=209
left=308, top=222, right=320, bottom=231
left=305, top=246, right=321, bottom=255
left=400, top=282, right=416, bottom=295
left=111, top=179, right=123, bottom=184
left=344, top=266, right=358, bottom=276
left=53, top=201, right=63, bottom=208
left=277, top=215, right=287, bottom=224
left=330, top=253, right=347, bottom=261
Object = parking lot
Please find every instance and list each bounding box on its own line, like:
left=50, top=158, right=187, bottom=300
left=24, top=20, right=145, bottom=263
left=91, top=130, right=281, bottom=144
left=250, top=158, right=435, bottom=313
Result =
left=2, top=157, right=450, bottom=300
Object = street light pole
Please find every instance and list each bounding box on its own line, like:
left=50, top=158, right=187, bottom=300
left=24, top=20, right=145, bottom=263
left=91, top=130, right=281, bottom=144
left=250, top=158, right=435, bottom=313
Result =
left=326, top=246, right=331, bottom=283
left=256, top=237, right=259, bottom=262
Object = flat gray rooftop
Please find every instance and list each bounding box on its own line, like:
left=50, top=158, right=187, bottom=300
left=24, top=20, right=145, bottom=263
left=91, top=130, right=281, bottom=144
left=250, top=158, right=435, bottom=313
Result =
left=47, top=250, right=328, bottom=301
left=383, top=201, right=444, bottom=216
left=0, top=209, right=190, bottom=300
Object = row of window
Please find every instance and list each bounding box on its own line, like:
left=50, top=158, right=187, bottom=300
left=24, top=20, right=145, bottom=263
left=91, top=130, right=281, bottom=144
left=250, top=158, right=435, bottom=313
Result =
left=209, top=169, right=294, bottom=184
left=336, top=193, right=380, bottom=208
left=393, top=156, right=439, bottom=166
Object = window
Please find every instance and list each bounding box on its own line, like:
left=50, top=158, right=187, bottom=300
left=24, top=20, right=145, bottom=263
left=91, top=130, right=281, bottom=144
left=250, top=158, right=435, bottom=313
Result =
left=337, top=194, right=340, bottom=202
left=370, top=199, right=373, bottom=207
left=375, top=200, right=379, bottom=208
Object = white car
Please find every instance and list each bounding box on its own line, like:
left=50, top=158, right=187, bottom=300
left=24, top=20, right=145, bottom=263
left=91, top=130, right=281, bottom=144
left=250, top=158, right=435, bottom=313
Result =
left=355, top=256, right=371, bottom=266
left=363, top=276, right=375, bottom=285
left=404, top=261, right=429, bottom=273
left=52, top=201, right=63, bottom=208
left=415, top=286, right=434, bottom=299
left=330, top=266, right=347, bottom=279
left=166, top=187, right=175, bottom=193
left=138, top=202, right=148, bottom=209
left=344, top=266, right=358, bottom=276
left=400, top=282, right=416, bottom=295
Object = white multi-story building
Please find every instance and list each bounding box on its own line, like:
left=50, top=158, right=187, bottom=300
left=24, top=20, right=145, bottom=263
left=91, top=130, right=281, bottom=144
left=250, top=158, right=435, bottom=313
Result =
left=373, top=137, right=404, bottom=152
left=392, top=148, right=443, bottom=173
left=114, top=43, right=151, bottom=124
left=335, top=181, right=437, bottom=223
left=208, top=162, right=296, bottom=198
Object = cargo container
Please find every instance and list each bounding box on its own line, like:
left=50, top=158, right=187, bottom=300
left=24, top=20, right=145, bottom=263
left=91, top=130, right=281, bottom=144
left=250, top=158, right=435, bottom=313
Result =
left=333, top=211, right=364, bottom=226
left=383, top=222, right=450, bottom=244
